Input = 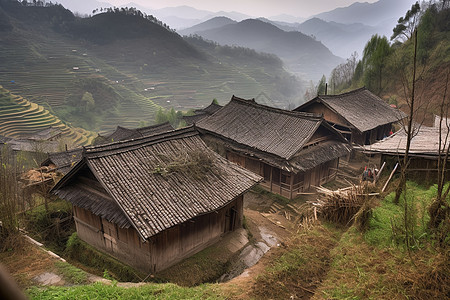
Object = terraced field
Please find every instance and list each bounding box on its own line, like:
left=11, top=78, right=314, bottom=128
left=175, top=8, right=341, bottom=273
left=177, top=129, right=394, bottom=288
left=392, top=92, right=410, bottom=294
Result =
left=0, top=86, right=95, bottom=146
left=0, top=34, right=161, bottom=133
left=0, top=5, right=303, bottom=134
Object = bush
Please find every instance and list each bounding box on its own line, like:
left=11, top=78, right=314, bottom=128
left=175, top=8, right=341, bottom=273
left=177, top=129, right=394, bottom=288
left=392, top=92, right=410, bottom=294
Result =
left=24, top=199, right=74, bottom=253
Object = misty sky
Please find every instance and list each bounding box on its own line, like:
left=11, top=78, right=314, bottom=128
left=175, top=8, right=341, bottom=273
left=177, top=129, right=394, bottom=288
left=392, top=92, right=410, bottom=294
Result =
left=105, top=0, right=379, bottom=18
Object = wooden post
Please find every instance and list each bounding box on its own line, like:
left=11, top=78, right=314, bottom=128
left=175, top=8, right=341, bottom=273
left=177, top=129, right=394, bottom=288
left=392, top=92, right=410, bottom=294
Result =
left=289, top=173, right=294, bottom=200
left=279, top=170, right=282, bottom=195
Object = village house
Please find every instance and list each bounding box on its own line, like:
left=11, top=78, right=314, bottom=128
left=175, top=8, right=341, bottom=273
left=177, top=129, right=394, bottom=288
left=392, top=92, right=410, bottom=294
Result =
left=41, top=148, right=83, bottom=175
left=51, top=127, right=261, bottom=273
left=94, top=122, right=174, bottom=145
left=26, top=126, right=63, bottom=142
left=195, top=96, right=352, bottom=199
left=183, top=100, right=223, bottom=125
left=294, top=87, right=406, bottom=145
left=362, top=125, right=450, bottom=180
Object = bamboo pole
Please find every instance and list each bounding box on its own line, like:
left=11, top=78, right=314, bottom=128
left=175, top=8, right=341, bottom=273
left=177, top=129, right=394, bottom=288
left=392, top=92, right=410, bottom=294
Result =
left=382, top=163, right=398, bottom=192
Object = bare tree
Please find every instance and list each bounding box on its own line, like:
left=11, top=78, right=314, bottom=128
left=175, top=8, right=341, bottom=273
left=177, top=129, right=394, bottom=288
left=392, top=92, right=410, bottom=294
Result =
left=394, top=30, right=420, bottom=204
left=428, top=70, right=450, bottom=242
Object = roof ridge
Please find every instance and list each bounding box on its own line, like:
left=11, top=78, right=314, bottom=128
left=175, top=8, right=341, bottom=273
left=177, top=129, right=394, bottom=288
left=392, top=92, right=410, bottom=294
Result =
left=230, top=95, right=322, bottom=120
left=84, top=126, right=195, bottom=156
left=136, top=121, right=172, bottom=132
left=319, top=86, right=367, bottom=98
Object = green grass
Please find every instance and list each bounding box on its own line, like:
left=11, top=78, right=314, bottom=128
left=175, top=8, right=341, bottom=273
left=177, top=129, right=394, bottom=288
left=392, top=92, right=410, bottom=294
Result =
left=54, top=261, right=89, bottom=285
left=365, top=181, right=437, bottom=248
left=252, top=225, right=341, bottom=299
left=315, top=181, right=449, bottom=300
left=26, top=282, right=225, bottom=300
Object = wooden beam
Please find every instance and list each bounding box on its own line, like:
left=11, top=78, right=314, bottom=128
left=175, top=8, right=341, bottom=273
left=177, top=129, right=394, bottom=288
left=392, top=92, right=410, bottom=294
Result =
left=289, top=173, right=294, bottom=200
left=382, top=163, right=399, bottom=192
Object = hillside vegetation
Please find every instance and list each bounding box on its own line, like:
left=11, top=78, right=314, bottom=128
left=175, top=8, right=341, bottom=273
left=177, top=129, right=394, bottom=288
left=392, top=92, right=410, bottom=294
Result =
left=0, top=0, right=305, bottom=134
left=326, top=0, right=449, bottom=123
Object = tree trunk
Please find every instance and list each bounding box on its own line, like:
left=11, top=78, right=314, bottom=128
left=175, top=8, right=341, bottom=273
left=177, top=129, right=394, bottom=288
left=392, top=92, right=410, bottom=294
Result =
left=394, top=30, right=418, bottom=203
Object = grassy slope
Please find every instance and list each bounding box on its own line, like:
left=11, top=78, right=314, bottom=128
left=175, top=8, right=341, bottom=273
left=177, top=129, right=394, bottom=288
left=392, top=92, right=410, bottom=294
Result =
left=21, top=182, right=449, bottom=299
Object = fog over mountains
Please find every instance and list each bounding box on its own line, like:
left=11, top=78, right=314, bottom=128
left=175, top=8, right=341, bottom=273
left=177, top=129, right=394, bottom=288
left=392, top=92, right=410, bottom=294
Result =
left=43, top=0, right=418, bottom=84
left=181, top=18, right=342, bottom=81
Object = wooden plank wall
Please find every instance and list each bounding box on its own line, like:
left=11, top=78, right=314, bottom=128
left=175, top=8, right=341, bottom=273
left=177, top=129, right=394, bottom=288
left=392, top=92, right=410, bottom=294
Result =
left=73, top=196, right=243, bottom=273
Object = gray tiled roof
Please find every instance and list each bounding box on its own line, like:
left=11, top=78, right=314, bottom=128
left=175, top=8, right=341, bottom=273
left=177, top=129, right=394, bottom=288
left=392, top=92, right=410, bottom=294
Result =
left=363, top=126, right=449, bottom=157
left=103, top=122, right=174, bottom=144
left=52, top=127, right=261, bottom=240
left=295, top=87, right=406, bottom=132
left=196, top=96, right=351, bottom=172
left=196, top=96, right=324, bottom=160
left=41, top=148, right=83, bottom=174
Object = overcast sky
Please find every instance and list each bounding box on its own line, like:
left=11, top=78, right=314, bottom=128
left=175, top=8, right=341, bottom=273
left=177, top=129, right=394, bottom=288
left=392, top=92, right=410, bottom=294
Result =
left=105, top=0, right=379, bottom=18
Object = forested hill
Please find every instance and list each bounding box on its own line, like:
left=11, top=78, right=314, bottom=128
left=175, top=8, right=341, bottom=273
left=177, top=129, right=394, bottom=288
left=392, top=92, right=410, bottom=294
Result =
left=326, top=1, right=449, bottom=126
left=0, top=0, right=305, bottom=134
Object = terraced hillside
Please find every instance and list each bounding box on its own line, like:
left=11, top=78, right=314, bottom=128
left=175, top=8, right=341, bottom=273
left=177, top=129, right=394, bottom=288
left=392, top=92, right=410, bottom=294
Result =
left=0, top=86, right=95, bottom=146
left=0, top=2, right=305, bottom=133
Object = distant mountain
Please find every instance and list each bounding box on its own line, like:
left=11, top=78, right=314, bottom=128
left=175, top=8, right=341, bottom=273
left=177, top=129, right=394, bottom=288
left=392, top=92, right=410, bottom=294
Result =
left=179, top=17, right=237, bottom=36
left=54, top=0, right=110, bottom=15
left=149, top=6, right=251, bottom=29
left=269, top=14, right=304, bottom=24
left=297, top=18, right=379, bottom=58
left=312, top=0, right=414, bottom=27
left=155, top=5, right=213, bottom=20
left=188, top=18, right=342, bottom=81
left=208, top=11, right=250, bottom=22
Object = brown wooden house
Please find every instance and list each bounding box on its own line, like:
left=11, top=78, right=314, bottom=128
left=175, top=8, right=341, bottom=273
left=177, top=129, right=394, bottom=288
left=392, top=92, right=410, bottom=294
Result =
left=41, top=148, right=83, bottom=175
left=51, top=127, right=261, bottom=273
left=196, top=96, right=352, bottom=199
left=294, top=87, right=406, bottom=145
left=362, top=125, right=450, bottom=180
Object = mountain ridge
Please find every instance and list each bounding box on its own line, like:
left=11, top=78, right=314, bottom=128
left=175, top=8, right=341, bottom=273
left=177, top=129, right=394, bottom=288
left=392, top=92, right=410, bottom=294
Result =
left=182, top=18, right=342, bottom=81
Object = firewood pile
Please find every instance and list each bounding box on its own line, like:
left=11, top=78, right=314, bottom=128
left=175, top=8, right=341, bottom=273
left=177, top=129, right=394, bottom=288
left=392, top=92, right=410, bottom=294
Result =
left=312, top=184, right=376, bottom=225
left=19, top=164, right=62, bottom=188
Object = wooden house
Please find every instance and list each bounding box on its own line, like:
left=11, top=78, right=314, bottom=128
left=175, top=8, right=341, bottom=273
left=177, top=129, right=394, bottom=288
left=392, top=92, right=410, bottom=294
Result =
left=294, top=87, right=406, bottom=145
left=95, top=122, right=174, bottom=145
left=41, top=148, right=83, bottom=175
left=196, top=96, right=352, bottom=199
left=51, top=127, right=261, bottom=273
left=362, top=125, right=449, bottom=180
left=183, top=101, right=223, bottom=125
